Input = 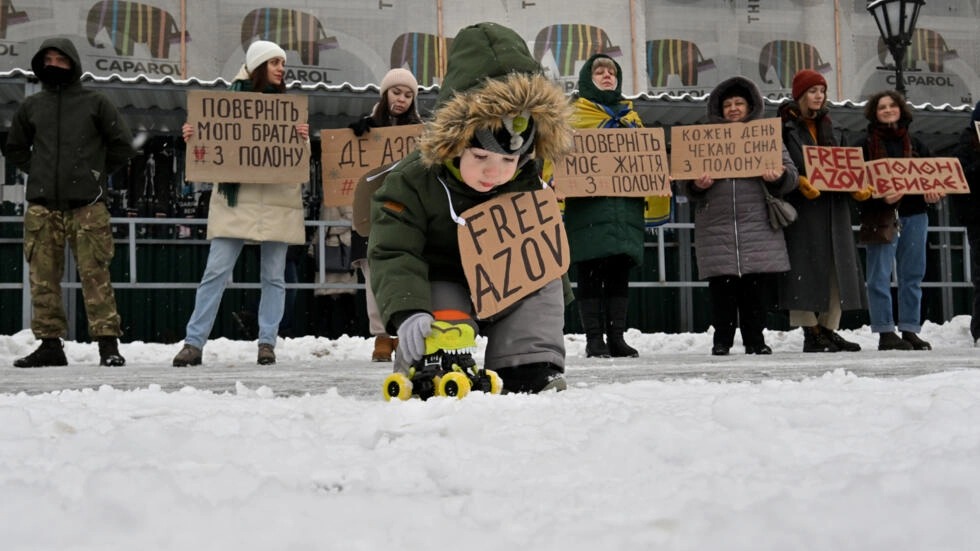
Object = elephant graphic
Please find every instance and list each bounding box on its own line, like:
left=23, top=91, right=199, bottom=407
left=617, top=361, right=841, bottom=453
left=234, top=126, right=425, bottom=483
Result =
left=390, top=32, right=452, bottom=87
left=758, top=40, right=831, bottom=87
left=86, top=0, right=187, bottom=58
left=646, top=39, right=715, bottom=87
left=240, top=8, right=338, bottom=66
left=0, top=0, right=28, bottom=40
left=877, top=28, right=958, bottom=72
left=533, top=24, right=622, bottom=78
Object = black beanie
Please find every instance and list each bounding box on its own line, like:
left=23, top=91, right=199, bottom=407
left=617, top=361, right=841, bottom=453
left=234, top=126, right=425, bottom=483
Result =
left=469, top=113, right=536, bottom=157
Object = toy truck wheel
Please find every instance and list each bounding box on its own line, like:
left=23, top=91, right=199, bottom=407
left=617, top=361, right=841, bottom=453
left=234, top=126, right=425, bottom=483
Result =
left=383, top=372, right=413, bottom=401
left=486, top=370, right=504, bottom=395
left=436, top=372, right=471, bottom=399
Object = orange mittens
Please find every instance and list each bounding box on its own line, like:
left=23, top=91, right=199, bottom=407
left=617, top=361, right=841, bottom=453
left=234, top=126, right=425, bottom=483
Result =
left=798, top=176, right=821, bottom=200
left=851, top=186, right=874, bottom=202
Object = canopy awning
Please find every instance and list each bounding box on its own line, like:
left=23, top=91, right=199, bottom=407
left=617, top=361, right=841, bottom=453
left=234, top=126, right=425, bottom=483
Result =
left=0, top=71, right=972, bottom=153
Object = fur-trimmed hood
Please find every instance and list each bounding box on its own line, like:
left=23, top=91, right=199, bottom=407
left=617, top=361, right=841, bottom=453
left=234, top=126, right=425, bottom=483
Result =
left=421, top=22, right=572, bottom=168
left=420, top=71, right=573, bottom=167
left=707, top=76, right=765, bottom=123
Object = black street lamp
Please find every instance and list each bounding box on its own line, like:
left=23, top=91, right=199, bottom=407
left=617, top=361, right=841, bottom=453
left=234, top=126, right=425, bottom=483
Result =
left=867, top=0, right=925, bottom=98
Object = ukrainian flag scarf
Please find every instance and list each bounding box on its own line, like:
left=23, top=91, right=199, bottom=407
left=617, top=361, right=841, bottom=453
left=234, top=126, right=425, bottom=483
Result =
left=571, top=97, right=644, bottom=129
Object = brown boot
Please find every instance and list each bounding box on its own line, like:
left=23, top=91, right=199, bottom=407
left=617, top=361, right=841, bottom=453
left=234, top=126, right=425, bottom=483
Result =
left=172, top=344, right=202, bottom=367
left=372, top=335, right=394, bottom=362
left=257, top=343, right=276, bottom=365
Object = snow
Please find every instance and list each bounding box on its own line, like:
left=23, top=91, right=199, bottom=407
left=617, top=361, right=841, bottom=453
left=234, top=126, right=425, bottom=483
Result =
left=1, top=318, right=979, bottom=550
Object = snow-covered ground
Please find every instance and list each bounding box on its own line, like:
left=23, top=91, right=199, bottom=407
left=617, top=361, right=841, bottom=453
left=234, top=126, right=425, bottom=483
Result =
left=1, top=318, right=979, bottom=550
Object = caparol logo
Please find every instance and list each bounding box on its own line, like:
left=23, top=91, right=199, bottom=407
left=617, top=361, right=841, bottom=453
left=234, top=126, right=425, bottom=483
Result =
left=241, top=7, right=338, bottom=83
left=86, top=0, right=188, bottom=76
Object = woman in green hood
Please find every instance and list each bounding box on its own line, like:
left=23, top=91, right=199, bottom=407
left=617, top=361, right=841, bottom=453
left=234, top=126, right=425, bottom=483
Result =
left=564, top=54, right=646, bottom=359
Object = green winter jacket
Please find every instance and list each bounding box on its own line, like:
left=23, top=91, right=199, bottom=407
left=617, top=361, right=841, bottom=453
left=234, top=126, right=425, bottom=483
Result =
left=6, top=38, right=136, bottom=210
left=368, top=22, right=573, bottom=333
left=369, top=151, right=547, bottom=332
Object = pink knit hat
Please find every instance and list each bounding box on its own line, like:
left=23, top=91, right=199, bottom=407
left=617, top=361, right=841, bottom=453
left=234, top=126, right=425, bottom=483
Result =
left=380, top=68, right=418, bottom=95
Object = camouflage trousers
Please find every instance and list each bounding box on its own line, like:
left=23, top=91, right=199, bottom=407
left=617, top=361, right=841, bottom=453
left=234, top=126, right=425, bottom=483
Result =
left=24, top=202, right=122, bottom=338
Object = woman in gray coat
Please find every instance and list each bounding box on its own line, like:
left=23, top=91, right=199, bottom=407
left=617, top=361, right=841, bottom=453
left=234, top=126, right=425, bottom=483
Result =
left=682, top=77, right=797, bottom=355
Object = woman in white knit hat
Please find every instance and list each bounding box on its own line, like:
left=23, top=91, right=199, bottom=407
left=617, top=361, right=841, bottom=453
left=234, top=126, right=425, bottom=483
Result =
left=347, top=68, right=423, bottom=362
left=173, top=40, right=310, bottom=367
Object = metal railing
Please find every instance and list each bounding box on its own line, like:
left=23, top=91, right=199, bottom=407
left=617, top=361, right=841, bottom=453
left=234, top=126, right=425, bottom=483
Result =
left=0, top=215, right=974, bottom=334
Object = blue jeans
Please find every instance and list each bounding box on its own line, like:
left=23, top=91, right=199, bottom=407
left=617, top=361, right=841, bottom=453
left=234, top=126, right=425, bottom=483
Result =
left=184, top=238, right=288, bottom=348
left=865, top=212, right=928, bottom=333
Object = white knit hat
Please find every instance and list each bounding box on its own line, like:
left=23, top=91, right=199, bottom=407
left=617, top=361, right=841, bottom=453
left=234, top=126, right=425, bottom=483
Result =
left=246, top=40, right=286, bottom=73
left=235, top=40, right=287, bottom=79
left=380, top=68, right=418, bottom=95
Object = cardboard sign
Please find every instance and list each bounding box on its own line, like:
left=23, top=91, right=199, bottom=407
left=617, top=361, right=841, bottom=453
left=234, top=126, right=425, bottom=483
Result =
left=552, top=127, right=670, bottom=197
left=670, top=118, right=782, bottom=180
left=802, top=146, right=867, bottom=192
left=185, top=90, right=309, bottom=184
left=351, top=163, right=398, bottom=237
left=866, top=157, right=970, bottom=196
left=320, top=125, right=424, bottom=206
left=457, top=188, right=569, bottom=319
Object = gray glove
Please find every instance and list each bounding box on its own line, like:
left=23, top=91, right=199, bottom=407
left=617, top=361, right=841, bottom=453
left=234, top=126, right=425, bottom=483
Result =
left=396, top=312, right=434, bottom=364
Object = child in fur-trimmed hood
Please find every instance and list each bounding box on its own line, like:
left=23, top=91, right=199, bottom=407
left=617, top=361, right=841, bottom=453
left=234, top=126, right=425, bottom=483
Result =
left=368, top=22, right=573, bottom=394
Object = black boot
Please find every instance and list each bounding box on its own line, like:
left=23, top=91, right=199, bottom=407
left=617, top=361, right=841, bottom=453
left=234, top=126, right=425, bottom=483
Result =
left=901, top=331, right=932, bottom=351
left=496, top=363, right=567, bottom=394
left=802, top=325, right=839, bottom=353
left=606, top=297, right=639, bottom=358
left=13, top=338, right=68, bottom=368
left=578, top=298, right=610, bottom=358
left=879, top=331, right=913, bottom=351
left=98, top=337, right=126, bottom=366
left=819, top=326, right=861, bottom=352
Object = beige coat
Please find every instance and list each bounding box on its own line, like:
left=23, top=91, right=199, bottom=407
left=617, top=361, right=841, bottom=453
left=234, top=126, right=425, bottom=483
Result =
left=206, top=183, right=305, bottom=244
